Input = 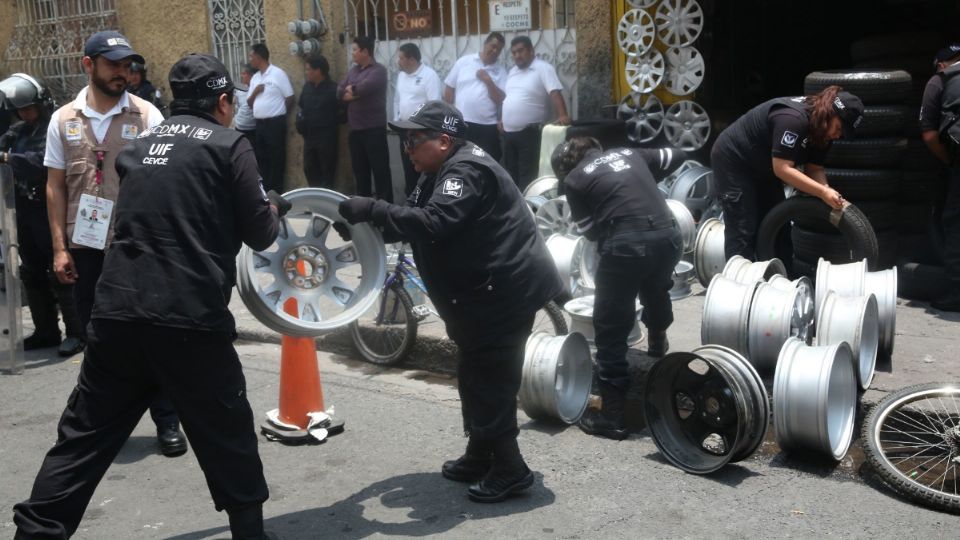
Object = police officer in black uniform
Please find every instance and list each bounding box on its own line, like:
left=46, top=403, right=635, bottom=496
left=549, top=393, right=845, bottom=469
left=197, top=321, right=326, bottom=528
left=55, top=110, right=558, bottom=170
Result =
left=920, top=43, right=960, bottom=312
left=551, top=138, right=687, bottom=440
left=711, top=87, right=864, bottom=260
left=0, top=73, right=85, bottom=356
left=338, top=100, right=563, bottom=503
left=127, top=61, right=166, bottom=114
left=14, top=53, right=283, bottom=539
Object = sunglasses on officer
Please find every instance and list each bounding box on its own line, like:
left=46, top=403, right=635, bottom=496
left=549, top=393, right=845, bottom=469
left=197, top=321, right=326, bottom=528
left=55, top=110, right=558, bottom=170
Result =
left=402, top=130, right=442, bottom=151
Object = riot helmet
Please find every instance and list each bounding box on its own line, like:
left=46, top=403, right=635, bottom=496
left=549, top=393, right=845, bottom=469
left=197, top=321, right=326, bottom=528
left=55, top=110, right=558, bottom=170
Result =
left=0, top=73, right=54, bottom=114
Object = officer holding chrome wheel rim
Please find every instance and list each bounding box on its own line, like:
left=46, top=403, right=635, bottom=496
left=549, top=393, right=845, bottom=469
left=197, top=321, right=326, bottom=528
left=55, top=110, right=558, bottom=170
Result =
left=710, top=86, right=863, bottom=261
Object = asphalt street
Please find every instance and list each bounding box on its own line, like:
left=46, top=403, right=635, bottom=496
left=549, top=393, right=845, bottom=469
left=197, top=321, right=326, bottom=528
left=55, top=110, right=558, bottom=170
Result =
left=2, top=282, right=959, bottom=538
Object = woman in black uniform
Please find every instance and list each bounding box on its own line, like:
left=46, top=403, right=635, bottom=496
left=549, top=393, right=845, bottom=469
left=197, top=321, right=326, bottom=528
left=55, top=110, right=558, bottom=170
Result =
left=710, top=85, right=863, bottom=260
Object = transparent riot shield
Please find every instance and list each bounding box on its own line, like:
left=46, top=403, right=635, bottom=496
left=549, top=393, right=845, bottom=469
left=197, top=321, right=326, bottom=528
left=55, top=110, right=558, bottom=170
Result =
left=0, top=164, right=23, bottom=374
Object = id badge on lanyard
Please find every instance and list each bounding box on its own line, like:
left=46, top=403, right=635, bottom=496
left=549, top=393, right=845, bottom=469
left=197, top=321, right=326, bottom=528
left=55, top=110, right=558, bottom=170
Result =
left=71, top=148, right=114, bottom=250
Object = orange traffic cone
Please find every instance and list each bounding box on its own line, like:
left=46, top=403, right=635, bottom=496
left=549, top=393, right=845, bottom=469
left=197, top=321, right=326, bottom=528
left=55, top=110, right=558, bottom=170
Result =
left=260, top=297, right=344, bottom=444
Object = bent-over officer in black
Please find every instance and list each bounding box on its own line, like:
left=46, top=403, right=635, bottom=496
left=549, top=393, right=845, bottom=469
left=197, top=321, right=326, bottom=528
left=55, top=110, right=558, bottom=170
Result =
left=711, top=87, right=863, bottom=260
left=338, top=100, right=563, bottom=503
left=14, top=53, right=283, bottom=539
left=552, top=138, right=687, bottom=440
left=919, top=43, right=960, bottom=312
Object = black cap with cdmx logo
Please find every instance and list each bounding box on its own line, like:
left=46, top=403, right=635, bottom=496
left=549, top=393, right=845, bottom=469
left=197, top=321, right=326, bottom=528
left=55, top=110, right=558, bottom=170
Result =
left=832, top=91, right=864, bottom=137
left=84, top=30, right=145, bottom=64
left=934, top=43, right=960, bottom=67
left=168, top=53, right=235, bottom=100
left=388, top=100, right=466, bottom=138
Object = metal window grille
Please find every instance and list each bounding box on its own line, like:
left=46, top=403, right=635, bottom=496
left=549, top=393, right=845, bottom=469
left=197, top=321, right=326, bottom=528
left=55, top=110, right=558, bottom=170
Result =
left=208, top=0, right=266, bottom=85
left=342, top=0, right=578, bottom=119
left=3, top=0, right=119, bottom=106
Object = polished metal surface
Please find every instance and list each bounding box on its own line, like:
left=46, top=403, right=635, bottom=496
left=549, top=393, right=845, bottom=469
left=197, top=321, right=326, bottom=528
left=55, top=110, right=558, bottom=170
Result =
left=774, top=338, right=857, bottom=461
left=722, top=255, right=787, bottom=285
left=570, top=238, right=599, bottom=297
left=747, top=282, right=813, bottom=371
left=701, top=275, right=759, bottom=355
left=815, top=291, right=879, bottom=390
left=670, top=260, right=695, bottom=300
left=523, top=175, right=560, bottom=200
left=694, top=218, right=726, bottom=287
left=816, top=258, right=896, bottom=356
left=644, top=344, right=769, bottom=474
left=536, top=195, right=576, bottom=238
left=545, top=233, right=582, bottom=296
left=814, top=258, right=867, bottom=316
left=660, top=159, right=703, bottom=194
left=0, top=165, right=23, bottom=374
left=519, top=332, right=593, bottom=424
left=564, top=295, right=644, bottom=347
left=666, top=199, right=696, bottom=253
left=668, top=165, right=715, bottom=213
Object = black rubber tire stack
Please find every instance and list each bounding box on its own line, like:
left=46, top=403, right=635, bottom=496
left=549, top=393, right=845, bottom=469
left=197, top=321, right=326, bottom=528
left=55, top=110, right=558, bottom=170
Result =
left=801, top=69, right=911, bottom=271
left=846, top=32, right=950, bottom=299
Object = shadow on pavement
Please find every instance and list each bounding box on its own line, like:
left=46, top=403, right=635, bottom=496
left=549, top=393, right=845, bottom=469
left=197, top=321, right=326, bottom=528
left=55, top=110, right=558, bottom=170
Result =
left=642, top=451, right=761, bottom=487
left=112, top=435, right=162, bottom=465
left=167, top=471, right=555, bottom=540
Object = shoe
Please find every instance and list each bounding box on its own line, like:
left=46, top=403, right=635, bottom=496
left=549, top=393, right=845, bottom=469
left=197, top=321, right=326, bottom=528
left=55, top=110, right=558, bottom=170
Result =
left=647, top=330, right=669, bottom=357
left=578, top=381, right=628, bottom=440
left=931, top=295, right=960, bottom=313
left=467, top=437, right=534, bottom=503
left=442, top=438, right=493, bottom=483
left=23, top=332, right=61, bottom=351
left=57, top=336, right=86, bottom=357
left=157, top=424, right=188, bottom=457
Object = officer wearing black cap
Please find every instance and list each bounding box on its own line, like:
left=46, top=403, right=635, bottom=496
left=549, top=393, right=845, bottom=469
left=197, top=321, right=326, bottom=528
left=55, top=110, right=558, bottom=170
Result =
left=711, top=86, right=863, bottom=260
left=338, top=100, right=563, bottom=503
left=14, top=53, right=283, bottom=539
left=551, top=138, right=688, bottom=440
left=920, top=43, right=960, bottom=312
left=127, top=61, right=166, bottom=114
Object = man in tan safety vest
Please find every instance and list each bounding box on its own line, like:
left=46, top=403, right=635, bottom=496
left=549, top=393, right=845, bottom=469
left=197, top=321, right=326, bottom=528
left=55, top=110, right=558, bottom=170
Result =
left=43, top=30, right=186, bottom=457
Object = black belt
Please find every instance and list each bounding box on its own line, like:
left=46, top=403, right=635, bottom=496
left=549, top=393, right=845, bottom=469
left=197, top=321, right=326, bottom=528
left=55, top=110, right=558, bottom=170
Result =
left=255, top=115, right=285, bottom=125
left=607, top=214, right=676, bottom=233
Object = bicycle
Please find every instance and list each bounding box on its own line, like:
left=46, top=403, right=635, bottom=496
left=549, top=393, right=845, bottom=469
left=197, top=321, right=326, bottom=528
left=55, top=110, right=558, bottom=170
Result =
left=349, top=245, right=568, bottom=366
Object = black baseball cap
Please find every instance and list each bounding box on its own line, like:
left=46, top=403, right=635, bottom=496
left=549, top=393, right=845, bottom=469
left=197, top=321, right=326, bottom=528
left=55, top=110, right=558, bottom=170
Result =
left=933, top=43, right=960, bottom=67
left=832, top=91, right=864, bottom=137
left=388, top=100, right=466, bottom=138
left=84, top=30, right=144, bottom=64
left=168, top=53, right=234, bottom=100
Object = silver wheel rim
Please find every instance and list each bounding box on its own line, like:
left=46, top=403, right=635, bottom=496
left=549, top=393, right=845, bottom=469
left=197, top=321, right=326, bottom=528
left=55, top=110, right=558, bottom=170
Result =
left=655, top=0, right=704, bottom=47
left=668, top=165, right=714, bottom=213
left=618, top=93, right=665, bottom=144
left=625, top=49, right=665, bottom=94
left=721, top=255, right=787, bottom=285
left=525, top=194, right=549, bottom=214
left=815, top=291, right=879, bottom=391
left=523, top=175, right=559, bottom=200
left=617, top=9, right=657, bottom=57
left=536, top=195, right=575, bottom=238
left=864, top=267, right=897, bottom=355
left=814, top=258, right=867, bottom=317
left=520, top=332, right=594, bottom=424
left=663, top=100, right=711, bottom=151
left=664, top=46, right=705, bottom=95
left=694, top=218, right=726, bottom=286
left=565, top=296, right=644, bottom=347
left=666, top=199, right=696, bottom=252
left=570, top=238, right=599, bottom=294
left=660, top=159, right=702, bottom=193
left=701, top=275, right=759, bottom=356
left=236, top=188, right=386, bottom=337
left=774, top=338, right=857, bottom=460
left=746, top=283, right=811, bottom=371
left=670, top=260, right=695, bottom=300
left=545, top=233, right=582, bottom=296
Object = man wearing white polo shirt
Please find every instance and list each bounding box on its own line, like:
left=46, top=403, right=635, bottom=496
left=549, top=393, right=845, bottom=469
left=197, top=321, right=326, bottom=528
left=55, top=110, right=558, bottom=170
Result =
left=443, top=32, right=506, bottom=161
left=502, top=36, right=570, bottom=190
left=394, top=43, right=442, bottom=195
left=247, top=43, right=294, bottom=192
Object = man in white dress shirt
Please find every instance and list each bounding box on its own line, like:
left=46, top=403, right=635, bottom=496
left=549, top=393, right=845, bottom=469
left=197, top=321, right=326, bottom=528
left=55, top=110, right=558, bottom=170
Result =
left=247, top=42, right=294, bottom=193
left=394, top=42, right=442, bottom=195
left=501, top=35, right=570, bottom=190
left=443, top=32, right=506, bottom=161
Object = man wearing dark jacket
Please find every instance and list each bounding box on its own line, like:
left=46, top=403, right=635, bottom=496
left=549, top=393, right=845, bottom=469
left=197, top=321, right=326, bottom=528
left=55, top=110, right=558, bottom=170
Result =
left=297, top=55, right=339, bottom=188
left=14, top=53, right=283, bottom=539
left=552, top=137, right=687, bottom=440
left=338, top=100, right=563, bottom=503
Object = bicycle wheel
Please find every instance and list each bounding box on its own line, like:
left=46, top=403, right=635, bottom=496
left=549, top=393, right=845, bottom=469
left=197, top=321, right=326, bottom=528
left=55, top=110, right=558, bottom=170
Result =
left=863, top=382, right=960, bottom=513
left=533, top=300, right=568, bottom=336
left=349, top=280, right=418, bottom=366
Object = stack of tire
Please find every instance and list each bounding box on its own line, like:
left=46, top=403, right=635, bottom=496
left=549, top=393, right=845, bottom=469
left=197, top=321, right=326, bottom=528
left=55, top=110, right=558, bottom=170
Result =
left=848, top=32, right=949, bottom=301
left=796, top=69, right=911, bottom=275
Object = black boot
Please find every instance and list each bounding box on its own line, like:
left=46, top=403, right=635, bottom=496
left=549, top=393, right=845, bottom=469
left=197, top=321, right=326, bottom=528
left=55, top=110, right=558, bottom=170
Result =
left=578, top=381, right=628, bottom=440
left=228, top=504, right=278, bottom=540
left=23, top=282, right=61, bottom=351
left=467, top=436, right=534, bottom=503
left=647, top=330, right=669, bottom=357
left=157, top=424, right=188, bottom=457
left=442, top=437, right=493, bottom=483
left=51, top=276, right=86, bottom=357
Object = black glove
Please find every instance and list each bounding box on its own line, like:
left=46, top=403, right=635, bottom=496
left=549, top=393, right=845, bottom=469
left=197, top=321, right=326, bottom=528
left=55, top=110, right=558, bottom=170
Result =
left=338, top=197, right=376, bottom=224
left=266, top=190, right=292, bottom=217
left=332, top=221, right=352, bottom=242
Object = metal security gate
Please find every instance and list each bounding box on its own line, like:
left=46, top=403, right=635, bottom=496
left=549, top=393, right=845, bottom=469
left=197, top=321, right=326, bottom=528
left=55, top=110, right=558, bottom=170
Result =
left=341, top=0, right=578, bottom=120
left=2, top=0, right=119, bottom=106
left=208, top=0, right=266, bottom=84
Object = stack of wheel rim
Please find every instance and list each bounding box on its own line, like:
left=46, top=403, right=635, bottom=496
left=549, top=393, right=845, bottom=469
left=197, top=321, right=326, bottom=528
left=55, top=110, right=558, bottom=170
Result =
left=846, top=32, right=954, bottom=301
left=798, top=68, right=912, bottom=275
left=615, top=0, right=711, bottom=152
